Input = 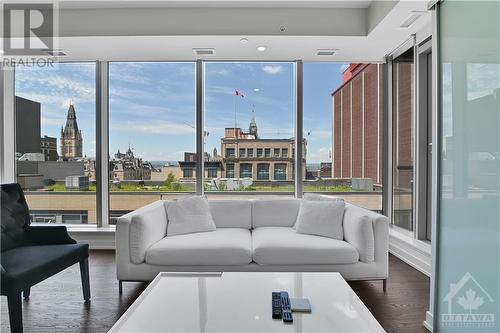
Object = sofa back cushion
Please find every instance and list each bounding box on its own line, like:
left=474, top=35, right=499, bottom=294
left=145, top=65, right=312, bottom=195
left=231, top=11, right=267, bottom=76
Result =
left=252, top=199, right=301, bottom=228
left=209, top=200, right=252, bottom=229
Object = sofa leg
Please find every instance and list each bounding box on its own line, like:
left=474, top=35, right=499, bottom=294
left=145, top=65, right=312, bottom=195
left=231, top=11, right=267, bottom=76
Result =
left=80, top=258, right=91, bottom=301
left=7, top=293, right=23, bottom=333
left=119, top=280, right=123, bottom=295
left=23, top=288, right=30, bottom=300
left=383, top=279, right=387, bottom=292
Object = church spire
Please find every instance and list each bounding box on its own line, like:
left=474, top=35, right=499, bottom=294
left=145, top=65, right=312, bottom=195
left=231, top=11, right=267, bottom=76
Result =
left=249, top=108, right=258, bottom=139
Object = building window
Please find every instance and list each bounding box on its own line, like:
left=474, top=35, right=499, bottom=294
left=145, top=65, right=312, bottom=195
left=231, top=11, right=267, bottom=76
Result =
left=274, top=148, right=280, bottom=158
left=257, top=148, right=263, bottom=157
left=183, top=167, right=194, bottom=178
left=240, top=164, right=252, bottom=178
left=282, top=148, right=288, bottom=158
left=207, top=167, right=217, bottom=178
left=247, top=148, right=254, bottom=158
left=274, top=163, right=287, bottom=180
left=226, top=163, right=234, bottom=178
left=257, top=164, right=270, bottom=180
left=264, top=148, right=271, bottom=158
left=226, top=148, right=235, bottom=158
left=239, top=148, right=245, bottom=158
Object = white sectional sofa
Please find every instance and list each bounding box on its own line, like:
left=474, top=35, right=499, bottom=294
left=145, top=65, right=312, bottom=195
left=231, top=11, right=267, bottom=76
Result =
left=116, top=198, right=389, bottom=291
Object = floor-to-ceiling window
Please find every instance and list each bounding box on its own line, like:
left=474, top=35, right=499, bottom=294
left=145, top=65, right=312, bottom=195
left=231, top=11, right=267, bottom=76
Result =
left=204, top=62, right=295, bottom=195
left=14, top=62, right=97, bottom=224
left=303, top=63, right=384, bottom=212
left=392, top=48, right=415, bottom=231
left=108, top=62, right=196, bottom=223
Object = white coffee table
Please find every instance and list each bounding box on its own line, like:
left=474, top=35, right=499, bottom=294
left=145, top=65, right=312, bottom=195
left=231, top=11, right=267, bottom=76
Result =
left=109, top=272, right=386, bottom=333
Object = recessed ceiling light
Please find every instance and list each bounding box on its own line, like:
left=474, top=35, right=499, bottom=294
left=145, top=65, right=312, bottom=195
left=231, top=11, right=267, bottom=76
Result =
left=253, top=88, right=260, bottom=92
left=256, top=45, right=266, bottom=52
left=193, top=48, right=215, bottom=55
left=240, top=38, right=249, bottom=44
left=316, top=49, right=337, bottom=56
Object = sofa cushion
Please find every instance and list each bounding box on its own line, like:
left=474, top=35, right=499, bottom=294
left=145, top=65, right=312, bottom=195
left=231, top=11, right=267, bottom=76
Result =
left=303, top=193, right=344, bottom=202
left=295, top=200, right=345, bottom=240
left=166, top=196, right=216, bottom=237
left=129, top=200, right=169, bottom=264
left=343, top=203, right=376, bottom=263
left=1, top=244, right=88, bottom=291
left=252, top=227, right=359, bottom=265
left=252, top=199, right=301, bottom=228
left=209, top=200, right=252, bottom=229
left=145, top=228, right=252, bottom=266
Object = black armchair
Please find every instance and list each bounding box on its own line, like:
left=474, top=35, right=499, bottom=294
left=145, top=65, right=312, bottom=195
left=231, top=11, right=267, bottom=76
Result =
left=1, top=183, right=90, bottom=333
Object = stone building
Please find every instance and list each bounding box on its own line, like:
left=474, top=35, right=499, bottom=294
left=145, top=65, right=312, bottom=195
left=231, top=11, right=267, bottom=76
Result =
left=220, top=115, right=306, bottom=181
left=110, top=147, right=154, bottom=181
left=60, top=103, right=83, bottom=160
left=41, top=136, right=58, bottom=161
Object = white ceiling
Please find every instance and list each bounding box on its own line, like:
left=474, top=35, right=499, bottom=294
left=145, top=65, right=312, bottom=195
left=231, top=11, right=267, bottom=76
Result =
left=59, top=0, right=373, bottom=9
left=3, top=1, right=432, bottom=62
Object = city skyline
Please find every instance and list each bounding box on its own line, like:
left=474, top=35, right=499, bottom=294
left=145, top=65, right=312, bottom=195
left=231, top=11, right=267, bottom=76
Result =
left=15, top=62, right=347, bottom=163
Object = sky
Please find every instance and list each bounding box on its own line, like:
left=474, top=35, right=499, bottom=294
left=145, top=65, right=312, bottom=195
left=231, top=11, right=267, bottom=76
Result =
left=15, top=62, right=347, bottom=164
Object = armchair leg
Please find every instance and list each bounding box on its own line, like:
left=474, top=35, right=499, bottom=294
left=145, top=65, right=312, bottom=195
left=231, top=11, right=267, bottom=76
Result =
left=383, top=279, right=387, bottom=292
left=23, top=288, right=30, bottom=300
left=119, top=280, right=123, bottom=295
left=7, top=293, right=23, bottom=333
left=79, top=258, right=91, bottom=301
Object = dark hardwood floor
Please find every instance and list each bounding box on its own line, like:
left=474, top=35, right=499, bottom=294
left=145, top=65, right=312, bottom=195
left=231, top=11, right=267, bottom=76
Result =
left=1, top=251, right=430, bottom=333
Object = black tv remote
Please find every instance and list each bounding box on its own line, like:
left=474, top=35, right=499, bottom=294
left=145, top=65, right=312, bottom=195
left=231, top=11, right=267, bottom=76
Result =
left=272, top=292, right=282, bottom=319
left=280, top=291, right=293, bottom=323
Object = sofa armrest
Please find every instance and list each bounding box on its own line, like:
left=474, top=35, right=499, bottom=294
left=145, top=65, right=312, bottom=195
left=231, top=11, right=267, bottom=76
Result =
left=116, top=200, right=168, bottom=265
left=343, top=203, right=389, bottom=269
left=25, top=225, right=77, bottom=246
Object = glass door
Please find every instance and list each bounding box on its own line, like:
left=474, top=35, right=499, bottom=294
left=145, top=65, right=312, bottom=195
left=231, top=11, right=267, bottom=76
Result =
left=391, top=47, right=415, bottom=231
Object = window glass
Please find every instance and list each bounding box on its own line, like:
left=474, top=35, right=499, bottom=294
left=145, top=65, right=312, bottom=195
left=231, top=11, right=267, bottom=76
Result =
left=15, top=62, right=97, bottom=224
left=108, top=62, right=196, bottom=223
left=304, top=62, right=383, bottom=212
left=204, top=62, right=294, bottom=194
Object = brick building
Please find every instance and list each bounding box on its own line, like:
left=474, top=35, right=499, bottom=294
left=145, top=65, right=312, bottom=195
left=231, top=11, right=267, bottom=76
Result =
left=331, top=64, right=384, bottom=186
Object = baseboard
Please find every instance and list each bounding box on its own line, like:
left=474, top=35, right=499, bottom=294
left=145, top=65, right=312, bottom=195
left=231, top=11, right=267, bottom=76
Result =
left=389, top=230, right=431, bottom=276
left=68, top=229, right=116, bottom=250
left=424, top=311, right=433, bottom=332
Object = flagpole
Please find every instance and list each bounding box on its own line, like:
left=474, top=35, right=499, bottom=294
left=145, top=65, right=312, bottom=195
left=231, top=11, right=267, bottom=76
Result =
left=234, top=91, right=237, bottom=134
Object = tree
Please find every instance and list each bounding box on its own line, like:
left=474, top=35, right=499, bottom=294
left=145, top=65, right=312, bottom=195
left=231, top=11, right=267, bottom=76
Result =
left=164, top=172, right=176, bottom=188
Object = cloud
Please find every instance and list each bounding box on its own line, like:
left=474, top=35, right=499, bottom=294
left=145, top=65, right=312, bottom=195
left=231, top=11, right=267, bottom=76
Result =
left=308, top=146, right=331, bottom=163
left=262, top=65, right=283, bottom=75
left=114, top=120, right=195, bottom=135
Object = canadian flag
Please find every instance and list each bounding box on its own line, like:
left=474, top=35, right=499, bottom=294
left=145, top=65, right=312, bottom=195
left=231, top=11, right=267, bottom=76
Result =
left=235, top=89, right=244, bottom=98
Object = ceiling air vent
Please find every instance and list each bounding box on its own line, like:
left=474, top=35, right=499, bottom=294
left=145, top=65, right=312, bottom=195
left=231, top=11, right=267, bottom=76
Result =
left=316, top=49, right=337, bottom=56
left=400, top=13, right=422, bottom=28
left=193, top=48, right=215, bottom=56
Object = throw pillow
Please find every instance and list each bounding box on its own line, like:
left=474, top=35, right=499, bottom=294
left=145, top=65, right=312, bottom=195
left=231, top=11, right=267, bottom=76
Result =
left=295, top=200, right=345, bottom=240
left=166, top=196, right=216, bottom=236
left=293, top=193, right=344, bottom=229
